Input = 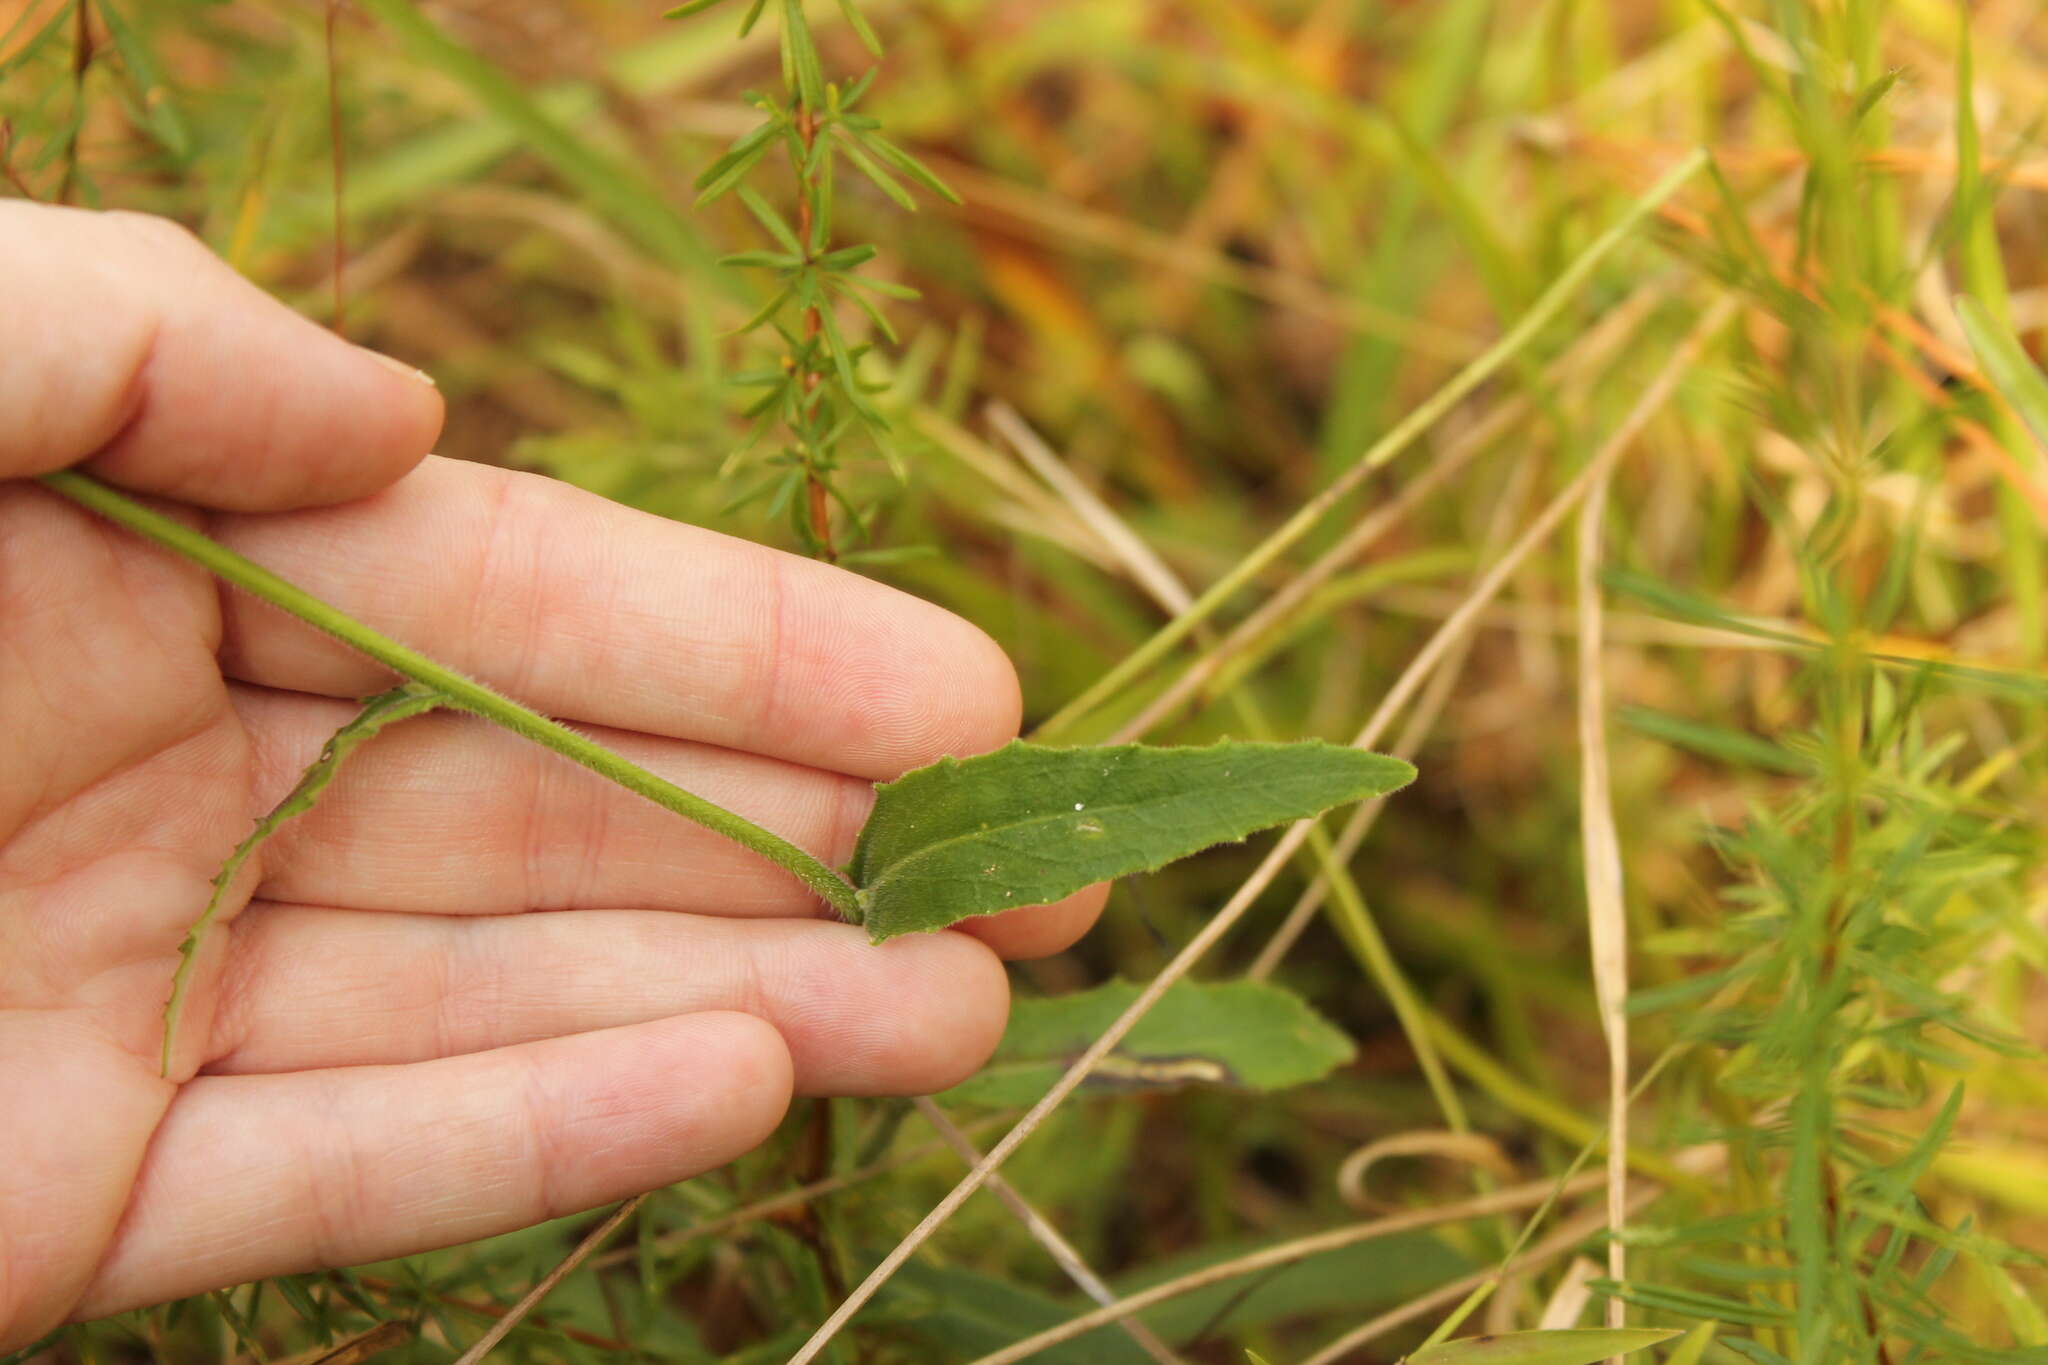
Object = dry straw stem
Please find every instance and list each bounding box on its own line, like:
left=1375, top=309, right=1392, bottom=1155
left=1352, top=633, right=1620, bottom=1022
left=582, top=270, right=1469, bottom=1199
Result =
left=962, top=1170, right=1608, bottom=1365
left=272, top=1319, right=416, bottom=1365
left=991, top=400, right=1474, bottom=1135
left=1574, top=372, right=1631, bottom=1336
left=911, top=407, right=1125, bottom=570
left=1296, top=1187, right=1663, bottom=1365
left=782, top=296, right=1732, bottom=1365
left=451, top=1195, right=645, bottom=1365
left=989, top=401, right=1195, bottom=615
left=912, top=1098, right=1185, bottom=1365
left=1244, top=446, right=1541, bottom=980
left=1246, top=625, right=1468, bottom=979
left=1535, top=1256, right=1603, bottom=1330
left=783, top=731, right=1332, bottom=1363
left=1107, top=281, right=1669, bottom=746
left=1033, top=148, right=1707, bottom=741
left=1349, top=298, right=1735, bottom=758
left=1336, top=1131, right=1518, bottom=1214
left=1255, top=301, right=1733, bottom=985
left=584, top=1111, right=1014, bottom=1271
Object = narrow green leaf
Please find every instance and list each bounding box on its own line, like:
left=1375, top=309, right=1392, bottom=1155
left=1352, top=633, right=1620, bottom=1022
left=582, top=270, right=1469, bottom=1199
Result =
left=819, top=243, right=880, bottom=270
left=356, top=0, right=710, bottom=272
left=837, top=281, right=900, bottom=345
left=1957, top=294, right=2048, bottom=460
left=851, top=739, right=1415, bottom=940
left=1618, top=706, right=1807, bottom=775
left=718, top=250, right=799, bottom=270
left=816, top=302, right=881, bottom=424
left=729, top=282, right=793, bottom=337
left=848, top=274, right=921, bottom=301
left=835, top=0, right=883, bottom=55
left=1406, top=1328, right=1682, bottom=1365
left=95, top=0, right=191, bottom=158
left=939, top=978, right=1355, bottom=1108
left=1662, top=1322, right=1719, bottom=1365
left=856, top=130, right=963, bottom=204
left=737, top=184, right=803, bottom=254
left=837, top=133, right=918, bottom=211
left=780, top=0, right=827, bottom=109
left=693, top=121, right=777, bottom=205
left=662, top=0, right=732, bottom=16
left=1603, top=568, right=1810, bottom=647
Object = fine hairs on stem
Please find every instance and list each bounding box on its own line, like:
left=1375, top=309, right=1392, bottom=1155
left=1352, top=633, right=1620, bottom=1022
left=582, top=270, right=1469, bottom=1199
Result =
left=36, top=469, right=861, bottom=918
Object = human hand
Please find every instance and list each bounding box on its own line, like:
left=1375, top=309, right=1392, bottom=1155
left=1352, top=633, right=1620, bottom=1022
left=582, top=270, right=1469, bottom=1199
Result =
left=0, top=201, right=1104, bottom=1349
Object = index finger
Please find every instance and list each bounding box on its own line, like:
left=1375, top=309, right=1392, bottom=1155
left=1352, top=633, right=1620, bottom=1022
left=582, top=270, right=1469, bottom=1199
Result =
left=0, top=202, right=441, bottom=510
left=213, top=457, right=1026, bottom=780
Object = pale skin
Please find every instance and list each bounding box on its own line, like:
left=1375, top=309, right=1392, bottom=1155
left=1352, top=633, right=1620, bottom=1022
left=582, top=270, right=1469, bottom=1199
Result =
left=0, top=200, right=1106, bottom=1350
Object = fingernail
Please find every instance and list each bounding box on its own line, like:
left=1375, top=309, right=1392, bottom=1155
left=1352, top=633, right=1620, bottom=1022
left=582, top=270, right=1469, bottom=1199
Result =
left=357, top=345, right=437, bottom=388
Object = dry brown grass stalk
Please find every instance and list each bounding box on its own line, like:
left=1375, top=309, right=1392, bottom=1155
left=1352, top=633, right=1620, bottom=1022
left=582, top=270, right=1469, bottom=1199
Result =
left=964, top=1170, right=1610, bottom=1365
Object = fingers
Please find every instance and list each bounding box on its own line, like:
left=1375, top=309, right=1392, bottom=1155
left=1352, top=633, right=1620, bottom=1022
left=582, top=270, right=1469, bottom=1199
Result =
left=231, top=685, right=865, bottom=921
left=955, top=888, right=1109, bottom=960
left=0, top=202, right=442, bottom=509
left=74, top=1013, right=792, bottom=1320
left=0, top=1015, right=172, bottom=1352
left=207, top=903, right=1011, bottom=1096
left=230, top=686, right=1108, bottom=958
left=211, top=457, right=1021, bottom=779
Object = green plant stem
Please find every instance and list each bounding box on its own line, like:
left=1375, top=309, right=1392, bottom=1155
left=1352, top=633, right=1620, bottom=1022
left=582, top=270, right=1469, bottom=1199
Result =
left=38, top=469, right=862, bottom=918
left=1033, top=148, right=1707, bottom=741
left=162, top=682, right=446, bottom=1076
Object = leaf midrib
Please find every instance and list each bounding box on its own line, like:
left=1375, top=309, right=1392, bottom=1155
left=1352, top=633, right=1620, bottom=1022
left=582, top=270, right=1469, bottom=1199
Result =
left=857, top=767, right=1385, bottom=898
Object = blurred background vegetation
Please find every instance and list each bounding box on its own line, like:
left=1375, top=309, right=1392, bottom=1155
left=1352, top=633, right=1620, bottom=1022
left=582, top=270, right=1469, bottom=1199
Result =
left=4, top=0, right=2047, bottom=1361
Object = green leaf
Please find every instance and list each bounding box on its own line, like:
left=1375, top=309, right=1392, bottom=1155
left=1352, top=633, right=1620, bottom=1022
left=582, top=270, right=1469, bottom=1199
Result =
left=693, top=120, right=777, bottom=205
left=835, top=0, right=883, bottom=55
left=356, top=0, right=713, bottom=273
left=836, top=133, right=918, bottom=211
left=835, top=279, right=900, bottom=346
left=856, top=130, right=963, bottom=204
left=779, top=0, right=828, bottom=109
left=737, top=184, right=803, bottom=254
left=662, top=0, right=732, bottom=16
left=819, top=243, right=880, bottom=271
left=938, top=978, right=1355, bottom=1108
left=718, top=250, right=800, bottom=270
left=1662, top=1323, right=1719, bottom=1365
left=851, top=739, right=1414, bottom=940
left=95, top=0, right=191, bottom=158
left=1406, top=1328, right=1683, bottom=1365
left=1957, top=294, right=2048, bottom=461
left=1618, top=706, right=1807, bottom=775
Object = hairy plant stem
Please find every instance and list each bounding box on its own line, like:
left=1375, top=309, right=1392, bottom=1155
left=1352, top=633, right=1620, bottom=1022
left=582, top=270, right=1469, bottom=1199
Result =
left=37, top=469, right=861, bottom=918
left=161, top=682, right=446, bottom=1075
